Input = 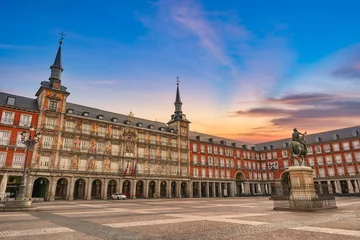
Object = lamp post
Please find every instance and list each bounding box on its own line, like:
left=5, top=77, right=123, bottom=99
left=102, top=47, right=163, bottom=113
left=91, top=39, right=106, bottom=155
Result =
left=268, top=162, right=278, bottom=196
left=17, top=125, right=41, bottom=199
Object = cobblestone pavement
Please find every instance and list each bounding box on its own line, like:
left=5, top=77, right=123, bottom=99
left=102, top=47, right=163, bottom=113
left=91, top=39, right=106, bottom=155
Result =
left=0, top=197, right=360, bottom=240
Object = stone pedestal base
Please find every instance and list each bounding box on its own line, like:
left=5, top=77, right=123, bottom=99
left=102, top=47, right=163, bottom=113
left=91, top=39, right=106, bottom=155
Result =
left=2, top=199, right=35, bottom=212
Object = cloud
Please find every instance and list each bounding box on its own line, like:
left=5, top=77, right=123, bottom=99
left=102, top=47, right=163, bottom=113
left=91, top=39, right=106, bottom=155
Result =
left=331, top=44, right=360, bottom=79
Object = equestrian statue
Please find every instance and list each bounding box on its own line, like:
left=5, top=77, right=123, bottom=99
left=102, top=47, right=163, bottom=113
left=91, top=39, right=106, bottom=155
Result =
left=288, top=128, right=308, bottom=166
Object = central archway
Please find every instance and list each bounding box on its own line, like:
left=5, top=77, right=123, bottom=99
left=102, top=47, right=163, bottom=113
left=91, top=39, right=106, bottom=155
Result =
left=91, top=179, right=102, bottom=199
left=136, top=180, right=144, bottom=198
left=122, top=180, right=131, bottom=198
left=55, top=178, right=68, bottom=200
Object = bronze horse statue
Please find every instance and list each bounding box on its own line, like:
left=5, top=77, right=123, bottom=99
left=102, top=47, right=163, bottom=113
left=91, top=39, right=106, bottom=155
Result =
left=288, top=140, right=307, bottom=166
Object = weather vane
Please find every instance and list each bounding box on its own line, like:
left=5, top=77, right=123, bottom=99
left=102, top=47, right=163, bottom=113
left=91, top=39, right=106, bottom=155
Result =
left=176, top=76, right=180, bottom=85
left=59, top=32, right=65, bottom=43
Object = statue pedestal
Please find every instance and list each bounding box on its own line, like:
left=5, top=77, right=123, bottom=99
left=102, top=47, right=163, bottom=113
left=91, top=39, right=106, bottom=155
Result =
left=272, top=166, right=337, bottom=211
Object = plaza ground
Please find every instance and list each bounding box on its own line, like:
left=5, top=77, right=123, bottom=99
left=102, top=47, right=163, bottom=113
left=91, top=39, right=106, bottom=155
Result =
left=0, top=197, right=360, bottom=240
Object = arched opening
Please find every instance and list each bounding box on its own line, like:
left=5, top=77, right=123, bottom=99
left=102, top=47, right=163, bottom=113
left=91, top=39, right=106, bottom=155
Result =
left=91, top=179, right=102, bottom=199
left=55, top=178, right=68, bottom=200
left=181, top=182, right=187, bottom=197
left=136, top=181, right=144, bottom=198
left=192, top=182, right=198, bottom=197
left=160, top=181, right=167, bottom=198
left=32, top=177, right=49, bottom=199
left=235, top=172, right=245, bottom=196
left=107, top=180, right=117, bottom=199
left=281, top=172, right=291, bottom=196
left=74, top=179, right=86, bottom=200
left=122, top=180, right=131, bottom=198
left=148, top=181, right=156, bottom=198
left=171, top=181, right=177, bottom=197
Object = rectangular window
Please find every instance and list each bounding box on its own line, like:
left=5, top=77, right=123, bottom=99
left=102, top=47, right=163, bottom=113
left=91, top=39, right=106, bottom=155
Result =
left=150, top=135, right=156, bottom=144
left=62, top=138, right=73, bottom=151
left=214, top=157, right=218, bottom=166
left=352, top=140, right=360, bottom=149
left=283, top=160, right=289, bottom=169
left=111, top=145, right=119, bottom=155
left=328, top=167, right=334, bottom=176
left=225, top=148, right=229, bottom=156
left=214, top=146, right=218, bottom=155
left=65, top=121, right=74, bottom=131
left=150, top=148, right=156, bottom=159
left=225, top=159, right=229, bottom=167
left=208, top=156, right=213, bottom=165
left=0, top=152, right=6, bottom=167
left=39, top=155, right=50, bottom=168
left=307, top=147, right=313, bottom=154
left=171, top=138, right=177, bottom=147
left=42, top=136, right=54, bottom=149
left=335, top=154, right=342, bottom=164
left=325, top=155, right=333, bottom=164
left=98, top=127, right=106, bottom=137
left=262, top=173, right=267, bottom=180
left=59, top=157, right=70, bottom=169
left=0, top=131, right=11, bottom=145
left=332, top=143, right=340, bottom=152
left=19, top=114, right=32, bottom=127
left=230, top=159, right=234, bottom=167
left=308, top=157, right=314, bottom=166
left=201, top=168, right=206, bottom=178
left=347, top=166, right=355, bottom=175
left=323, top=144, right=330, bottom=153
left=12, top=154, right=24, bottom=168
left=207, top=145, right=212, bottom=154
left=337, top=166, right=344, bottom=175
left=215, top=169, right=219, bottom=178
left=194, top=168, right=198, bottom=177
left=236, top=150, right=240, bottom=158
left=226, top=170, right=231, bottom=179
left=201, top=156, right=206, bottom=165
left=16, top=132, right=25, bottom=147
left=267, top=152, right=272, bottom=160
left=82, top=124, right=91, bottom=135
left=247, top=152, right=250, bottom=159
left=1, top=111, right=14, bottom=124
left=200, top=145, right=205, bottom=153
left=48, top=101, right=57, bottom=111
left=221, top=170, right=225, bottom=178
left=230, top=149, right=234, bottom=157
left=208, top=169, right=213, bottom=178
left=355, top=152, right=360, bottom=162
left=272, top=152, right=278, bottom=159
left=113, top=129, right=120, bottom=139
left=261, top=162, right=266, bottom=170
left=260, top=153, right=265, bottom=160
left=315, top=146, right=322, bottom=154
left=345, top=153, right=353, bottom=162
left=45, top=117, right=56, bottom=129
left=316, top=156, right=324, bottom=165
left=220, top=158, right=224, bottom=166
left=319, top=168, right=325, bottom=177
left=193, top=154, right=198, bottom=164
left=161, top=136, right=167, bottom=146
left=97, top=142, right=104, bottom=154
left=282, top=150, right=288, bottom=158
left=342, top=142, right=350, bottom=151
left=80, top=140, right=89, bottom=152
left=219, top=148, right=224, bottom=155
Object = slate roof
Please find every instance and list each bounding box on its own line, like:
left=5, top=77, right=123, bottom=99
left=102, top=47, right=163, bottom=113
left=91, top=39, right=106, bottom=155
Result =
left=255, top=125, right=360, bottom=151
left=189, top=131, right=254, bottom=149
left=0, top=92, right=39, bottom=111
left=66, top=102, right=171, bottom=132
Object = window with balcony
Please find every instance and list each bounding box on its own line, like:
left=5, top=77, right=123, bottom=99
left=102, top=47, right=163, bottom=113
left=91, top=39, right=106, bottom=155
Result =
left=226, top=170, right=231, bottom=179
left=266, top=152, right=272, bottom=160
left=272, top=152, right=278, bottom=159
left=328, top=167, right=335, bottom=176
left=262, top=173, right=267, bottom=180
left=230, top=159, right=234, bottom=167
left=221, top=170, right=225, bottom=178
left=201, top=168, right=206, bottom=178
left=42, top=136, right=54, bottom=149
left=315, top=146, right=322, bottom=154
left=214, top=157, right=219, bottom=166
left=19, top=114, right=32, bottom=127
left=59, top=157, right=70, bottom=169
left=16, top=132, right=25, bottom=147
left=269, top=172, right=274, bottom=180
left=308, top=157, right=314, bottom=166
left=171, top=138, right=177, bottom=147
left=344, top=153, right=352, bottom=163
left=352, top=140, right=360, bottom=149
left=45, top=117, right=56, bottom=129
left=335, top=154, right=342, bottom=164
left=0, top=152, right=6, bottom=167
left=208, top=169, right=213, bottom=178
left=161, top=137, right=167, bottom=146
left=208, top=156, right=213, bottom=165
left=194, top=168, right=198, bottom=177
left=325, top=155, right=333, bottom=164
left=193, top=154, right=198, bottom=164
left=113, top=129, right=120, bottom=139
left=323, top=144, right=330, bottom=153
left=219, top=148, right=224, bottom=155
left=347, top=166, right=355, bottom=176
left=237, top=160, right=241, bottom=168
left=319, top=168, right=325, bottom=177
left=97, top=142, right=104, bottom=154
left=236, top=150, right=240, bottom=158
left=244, top=161, right=247, bottom=168
left=342, top=142, right=350, bottom=151
left=1, top=111, right=14, bottom=124
left=307, top=147, right=313, bottom=154
left=332, top=143, right=340, bottom=152
left=282, top=150, right=288, bottom=158
left=261, top=162, right=266, bottom=170
left=98, top=127, right=106, bottom=137
left=80, top=140, right=89, bottom=152
left=214, top=146, right=218, bottom=155
left=256, top=153, right=260, bottom=160
left=316, top=156, right=324, bottom=165
left=283, top=160, right=289, bottom=169
left=39, top=156, right=50, bottom=168
left=149, top=135, right=156, bottom=144
left=250, top=152, right=254, bottom=159
left=65, top=121, right=74, bottom=131
left=150, top=148, right=156, bottom=159
left=201, top=156, right=206, bottom=165
left=12, top=154, right=24, bottom=168
left=161, top=150, right=167, bottom=160
left=225, top=159, right=229, bottom=167
left=355, top=152, right=360, bottom=162
left=246, top=152, right=250, bottom=159
left=260, top=153, right=265, bottom=160
left=47, top=101, right=57, bottom=111
left=215, top=169, right=219, bottom=178
left=200, top=145, right=205, bottom=153
left=249, top=172, right=253, bottom=180
left=225, top=148, right=229, bottom=156
left=192, top=143, right=197, bottom=152
left=82, top=124, right=90, bottom=135
left=337, top=166, right=344, bottom=175
left=62, top=138, right=73, bottom=151
left=111, top=145, right=119, bottom=156
left=207, top=145, right=212, bottom=154
left=0, top=131, right=10, bottom=146
left=181, top=140, right=187, bottom=149
left=220, top=158, right=224, bottom=166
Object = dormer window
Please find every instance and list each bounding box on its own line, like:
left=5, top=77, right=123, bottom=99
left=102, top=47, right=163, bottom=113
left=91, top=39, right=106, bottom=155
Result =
left=231, top=143, right=236, bottom=147
left=97, top=115, right=104, bottom=120
left=159, top=127, right=164, bottom=131
left=220, top=140, right=226, bottom=145
left=111, top=117, right=117, bottom=123
left=124, top=120, right=130, bottom=125
left=148, top=125, right=154, bottom=129
left=315, top=136, right=321, bottom=143
left=251, top=146, right=255, bottom=151
left=269, top=145, right=273, bottom=150
left=196, top=136, right=201, bottom=141
left=137, top=123, right=143, bottom=127
left=352, top=130, right=358, bottom=137
left=6, top=97, right=15, bottom=105
left=283, top=142, right=289, bottom=148
left=263, top=146, right=267, bottom=151
left=170, top=129, right=174, bottom=133
left=66, top=109, right=73, bottom=114
left=209, top=138, right=214, bottom=142
left=82, top=112, right=89, bottom=117
left=332, top=134, right=339, bottom=140
left=242, top=144, right=247, bottom=149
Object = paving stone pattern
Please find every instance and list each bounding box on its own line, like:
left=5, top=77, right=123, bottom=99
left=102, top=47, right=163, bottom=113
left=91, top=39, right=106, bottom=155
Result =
left=0, top=197, right=360, bottom=240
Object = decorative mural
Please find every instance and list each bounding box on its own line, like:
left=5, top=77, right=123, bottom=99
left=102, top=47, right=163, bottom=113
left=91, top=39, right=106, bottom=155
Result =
left=106, top=125, right=112, bottom=138
left=89, top=139, right=97, bottom=154
left=71, top=155, right=78, bottom=169
left=75, top=119, right=82, bottom=133
left=125, top=137, right=135, bottom=154
left=105, top=141, right=111, bottom=155
left=88, top=157, right=95, bottom=170
left=104, top=158, right=110, bottom=171
left=72, top=136, right=80, bottom=151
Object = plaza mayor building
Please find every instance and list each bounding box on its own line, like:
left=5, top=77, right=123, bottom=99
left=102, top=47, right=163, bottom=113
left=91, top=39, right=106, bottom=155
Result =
left=0, top=42, right=359, bottom=201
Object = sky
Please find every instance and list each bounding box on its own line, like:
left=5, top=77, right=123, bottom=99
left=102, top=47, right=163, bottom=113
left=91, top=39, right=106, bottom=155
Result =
left=1, top=0, right=360, bottom=143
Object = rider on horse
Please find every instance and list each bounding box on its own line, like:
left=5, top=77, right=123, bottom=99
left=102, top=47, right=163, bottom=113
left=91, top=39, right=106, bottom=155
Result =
left=292, top=128, right=307, bottom=149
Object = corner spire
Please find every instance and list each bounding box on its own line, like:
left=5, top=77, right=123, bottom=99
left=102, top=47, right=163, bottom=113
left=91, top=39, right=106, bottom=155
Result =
left=174, top=76, right=182, bottom=113
left=49, top=32, right=65, bottom=87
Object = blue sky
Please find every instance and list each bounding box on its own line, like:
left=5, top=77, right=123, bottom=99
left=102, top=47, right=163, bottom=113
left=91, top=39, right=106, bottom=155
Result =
left=1, top=0, right=360, bottom=143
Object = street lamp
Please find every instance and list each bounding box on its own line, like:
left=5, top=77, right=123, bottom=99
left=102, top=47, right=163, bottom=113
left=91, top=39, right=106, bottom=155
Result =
left=17, top=125, right=41, bottom=199
left=268, top=162, right=278, bottom=196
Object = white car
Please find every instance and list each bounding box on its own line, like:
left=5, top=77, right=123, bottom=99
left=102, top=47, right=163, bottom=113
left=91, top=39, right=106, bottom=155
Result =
left=111, top=193, right=127, bottom=200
